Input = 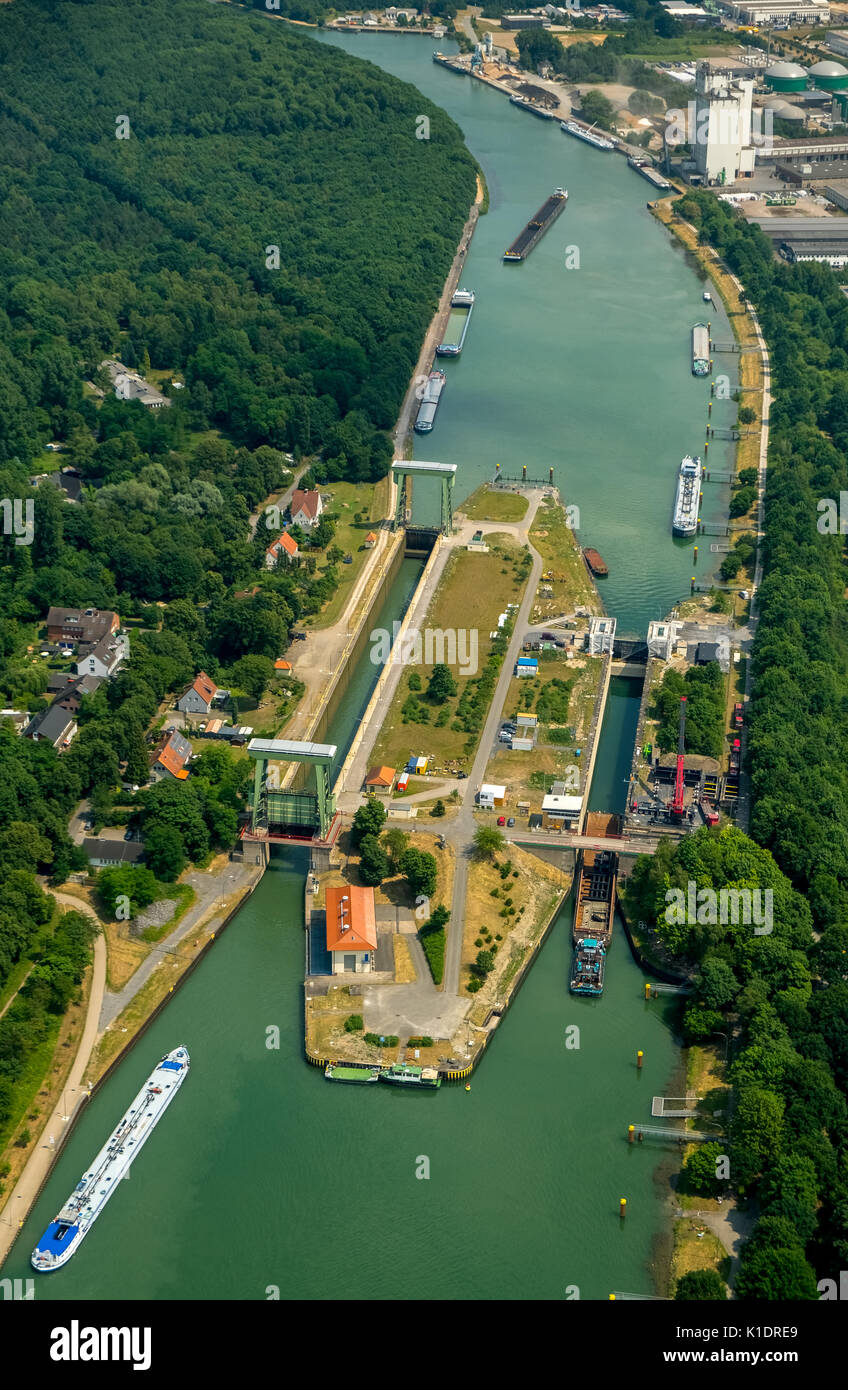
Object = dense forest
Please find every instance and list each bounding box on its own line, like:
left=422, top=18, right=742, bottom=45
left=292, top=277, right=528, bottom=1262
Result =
left=627, top=828, right=847, bottom=1299
left=0, top=0, right=478, bottom=868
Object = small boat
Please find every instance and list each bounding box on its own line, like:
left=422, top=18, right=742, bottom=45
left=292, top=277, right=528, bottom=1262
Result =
left=703, top=290, right=712, bottom=302
left=583, top=547, right=608, bottom=577
left=379, top=1063, right=441, bottom=1089
left=324, top=1063, right=382, bottom=1084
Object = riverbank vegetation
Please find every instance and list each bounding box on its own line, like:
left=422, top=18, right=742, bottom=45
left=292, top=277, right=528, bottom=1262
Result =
left=625, top=825, right=845, bottom=1299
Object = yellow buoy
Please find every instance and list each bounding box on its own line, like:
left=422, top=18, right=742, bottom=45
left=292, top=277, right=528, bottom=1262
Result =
left=465, top=1082, right=471, bottom=1091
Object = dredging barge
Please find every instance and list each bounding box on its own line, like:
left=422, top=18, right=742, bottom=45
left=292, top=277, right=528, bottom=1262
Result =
left=570, top=850, right=618, bottom=997
left=504, top=188, right=568, bottom=262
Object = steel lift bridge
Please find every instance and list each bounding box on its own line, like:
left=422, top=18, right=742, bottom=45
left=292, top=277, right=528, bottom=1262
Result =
left=391, top=460, right=456, bottom=538
left=245, top=738, right=338, bottom=844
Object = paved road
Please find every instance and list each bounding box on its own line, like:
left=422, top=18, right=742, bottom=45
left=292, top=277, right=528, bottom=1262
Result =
left=99, top=861, right=262, bottom=1028
left=0, top=894, right=106, bottom=1268
left=248, top=463, right=306, bottom=539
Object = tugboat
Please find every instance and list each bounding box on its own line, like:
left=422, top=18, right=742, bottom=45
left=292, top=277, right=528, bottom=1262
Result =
left=379, top=1063, right=441, bottom=1089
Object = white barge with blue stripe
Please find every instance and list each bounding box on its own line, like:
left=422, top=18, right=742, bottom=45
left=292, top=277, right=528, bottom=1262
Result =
left=31, top=1045, right=189, bottom=1272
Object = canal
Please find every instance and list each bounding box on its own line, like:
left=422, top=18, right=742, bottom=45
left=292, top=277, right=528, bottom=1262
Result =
left=2, top=32, right=716, bottom=1301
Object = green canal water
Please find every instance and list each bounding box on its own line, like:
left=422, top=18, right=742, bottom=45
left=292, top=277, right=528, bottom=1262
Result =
left=2, top=32, right=723, bottom=1301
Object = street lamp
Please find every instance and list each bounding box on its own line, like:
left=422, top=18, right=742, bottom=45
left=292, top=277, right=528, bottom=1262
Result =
left=715, top=1031, right=730, bottom=1065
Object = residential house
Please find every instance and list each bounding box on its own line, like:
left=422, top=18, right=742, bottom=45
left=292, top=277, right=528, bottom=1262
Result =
left=325, top=885, right=378, bottom=974
left=363, top=531, right=377, bottom=549
left=84, top=838, right=146, bottom=869
left=75, top=629, right=129, bottom=680
left=479, top=783, right=506, bottom=810
left=265, top=531, right=299, bottom=568
left=151, top=730, right=193, bottom=782
left=289, top=489, right=323, bottom=530
left=100, top=359, right=171, bottom=410
left=25, top=704, right=78, bottom=750
left=46, top=606, right=119, bottom=648
left=176, top=671, right=217, bottom=716
left=53, top=674, right=103, bottom=715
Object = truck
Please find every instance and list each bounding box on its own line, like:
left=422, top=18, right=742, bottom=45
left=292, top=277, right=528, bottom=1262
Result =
left=733, top=702, right=744, bottom=729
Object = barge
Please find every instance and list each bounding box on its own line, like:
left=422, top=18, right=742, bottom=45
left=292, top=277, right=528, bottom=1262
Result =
left=691, top=322, right=710, bottom=376
left=569, top=849, right=617, bottom=997
left=325, top=1063, right=382, bottom=1084
left=510, top=94, right=557, bottom=120
left=504, top=188, right=568, bottom=262
left=672, top=454, right=702, bottom=537
left=582, top=546, right=608, bottom=577
left=414, top=369, right=446, bottom=433
left=562, top=120, right=615, bottom=151
left=570, top=938, right=606, bottom=995
left=437, top=289, right=475, bottom=356
left=379, top=1063, right=441, bottom=1089
left=31, top=1046, right=190, bottom=1271
left=627, top=156, right=671, bottom=191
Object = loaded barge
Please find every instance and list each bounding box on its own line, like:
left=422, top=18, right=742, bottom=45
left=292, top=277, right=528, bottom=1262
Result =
left=510, top=93, right=557, bottom=120
left=672, top=454, right=702, bottom=537
left=504, top=188, right=568, bottom=263
left=31, top=1046, right=190, bottom=1271
left=437, top=289, right=475, bottom=356
left=691, top=322, right=710, bottom=377
left=414, top=369, right=446, bottom=433
left=583, top=547, right=608, bottom=577
left=570, top=850, right=617, bottom=997
left=627, top=155, right=672, bottom=191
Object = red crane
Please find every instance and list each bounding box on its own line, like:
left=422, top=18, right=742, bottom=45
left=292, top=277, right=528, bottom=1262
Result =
left=670, top=696, right=687, bottom=819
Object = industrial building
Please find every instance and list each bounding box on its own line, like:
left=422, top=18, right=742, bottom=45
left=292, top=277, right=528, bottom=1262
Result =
left=692, top=65, right=756, bottom=185
left=718, top=0, right=829, bottom=21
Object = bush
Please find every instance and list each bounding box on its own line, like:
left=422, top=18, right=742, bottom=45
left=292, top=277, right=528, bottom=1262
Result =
left=419, top=903, right=449, bottom=984
left=344, top=1014, right=363, bottom=1032
left=407, top=1036, right=434, bottom=1048
left=466, top=978, right=483, bottom=993
left=365, top=1032, right=399, bottom=1047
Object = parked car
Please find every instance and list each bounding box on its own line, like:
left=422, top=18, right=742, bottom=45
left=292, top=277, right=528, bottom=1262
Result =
left=456, top=771, right=467, bottom=780
left=507, top=817, right=515, bottom=827
left=497, top=815, right=506, bottom=826
left=123, top=828, right=134, bottom=842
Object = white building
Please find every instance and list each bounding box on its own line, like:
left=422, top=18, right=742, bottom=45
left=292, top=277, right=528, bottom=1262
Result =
left=479, top=783, right=506, bottom=810
left=647, top=620, right=681, bottom=661
left=587, top=616, right=616, bottom=656
left=75, top=630, right=129, bottom=680
left=719, top=0, right=829, bottom=21
left=693, top=64, right=756, bottom=186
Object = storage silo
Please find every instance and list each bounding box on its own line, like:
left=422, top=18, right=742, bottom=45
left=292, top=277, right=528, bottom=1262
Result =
left=764, top=61, right=808, bottom=93
left=807, top=60, right=848, bottom=92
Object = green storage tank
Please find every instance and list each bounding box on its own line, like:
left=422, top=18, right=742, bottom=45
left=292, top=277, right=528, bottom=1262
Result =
left=764, top=61, right=808, bottom=93
left=807, top=60, right=848, bottom=92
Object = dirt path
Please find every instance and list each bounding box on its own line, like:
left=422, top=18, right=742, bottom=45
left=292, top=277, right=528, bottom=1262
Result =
left=0, top=895, right=106, bottom=1268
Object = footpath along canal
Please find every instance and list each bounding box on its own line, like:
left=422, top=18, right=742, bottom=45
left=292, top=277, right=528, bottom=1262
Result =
left=1, top=32, right=735, bottom=1300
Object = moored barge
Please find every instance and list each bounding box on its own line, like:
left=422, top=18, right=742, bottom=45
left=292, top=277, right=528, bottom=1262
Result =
left=325, top=1063, right=382, bottom=1084
left=583, top=547, right=608, bottom=577
left=627, top=155, right=671, bottom=191
left=510, top=94, right=557, bottom=120
left=437, top=289, right=475, bottom=356
left=380, top=1063, right=441, bottom=1089
left=691, top=322, right=710, bottom=376
left=504, top=188, right=568, bottom=262
left=414, top=369, right=446, bottom=433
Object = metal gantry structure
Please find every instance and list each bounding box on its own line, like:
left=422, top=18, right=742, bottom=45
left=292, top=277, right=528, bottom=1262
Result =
left=391, top=460, right=456, bottom=536
left=246, top=738, right=337, bottom=840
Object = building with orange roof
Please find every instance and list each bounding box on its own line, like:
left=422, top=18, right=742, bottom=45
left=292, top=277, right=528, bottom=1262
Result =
left=365, top=765, right=396, bottom=793
left=364, top=531, right=377, bottom=548
left=151, top=729, right=193, bottom=782
left=265, top=531, right=299, bottom=568
left=274, top=659, right=293, bottom=672
left=176, top=670, right=217, bottom=716
left=325, top=885, right=378, bottom=974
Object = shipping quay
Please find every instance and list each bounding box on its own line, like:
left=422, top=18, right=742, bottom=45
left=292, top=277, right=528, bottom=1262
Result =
left=504, top=188, right=567, bottom=262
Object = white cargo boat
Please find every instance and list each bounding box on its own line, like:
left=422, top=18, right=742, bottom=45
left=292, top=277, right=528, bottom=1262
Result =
left=31, top=1046, right=190, bottom=1271
left=672, top=455, right=702, bottom=537
left=561, top=120, right=615, bottom=151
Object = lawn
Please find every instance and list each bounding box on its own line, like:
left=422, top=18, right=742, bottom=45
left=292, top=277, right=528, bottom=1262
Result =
left=529, top=496, right=603, bottom=620
left=305, top=477, right=390, bottom=630
left=371, top=540, right=530, bottom=775
left=461, top=485, right=528, bottom=524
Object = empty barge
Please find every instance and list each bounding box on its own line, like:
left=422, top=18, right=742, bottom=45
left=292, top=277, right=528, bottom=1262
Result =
left=437, top=289, right=475, bottom=356
left=504, top=188, right=568, bottom=262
